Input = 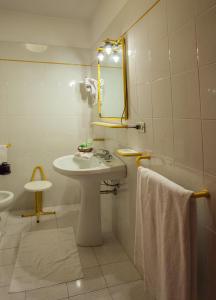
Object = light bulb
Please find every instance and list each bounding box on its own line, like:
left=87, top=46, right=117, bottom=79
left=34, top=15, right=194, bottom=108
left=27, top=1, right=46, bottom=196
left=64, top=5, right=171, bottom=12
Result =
left=97, top=51, right=104, bottom=62
left=105, top=43, right=112, bottom=55
left=112, top=52, right=120, bottom=63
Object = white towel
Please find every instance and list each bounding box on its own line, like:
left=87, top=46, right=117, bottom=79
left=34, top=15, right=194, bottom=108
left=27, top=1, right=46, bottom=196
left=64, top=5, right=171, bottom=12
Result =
left=134, top=167, right=197, bottom=300
left=84, top=77, right=98, bottom=105
left=0, top=145, right=8, bottom=164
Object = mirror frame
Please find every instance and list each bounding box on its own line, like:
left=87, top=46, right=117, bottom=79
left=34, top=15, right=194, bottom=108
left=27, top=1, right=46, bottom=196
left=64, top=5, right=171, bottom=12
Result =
left=97, top=37, right=128, bottom=120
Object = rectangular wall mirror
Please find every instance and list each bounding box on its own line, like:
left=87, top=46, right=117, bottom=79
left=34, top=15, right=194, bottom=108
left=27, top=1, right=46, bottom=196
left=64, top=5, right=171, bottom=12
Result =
left=97, top=37, right=128, bottom=120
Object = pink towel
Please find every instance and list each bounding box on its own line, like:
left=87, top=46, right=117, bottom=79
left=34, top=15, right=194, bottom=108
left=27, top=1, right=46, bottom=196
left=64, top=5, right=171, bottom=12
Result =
left=134, top=167, right=197, bottom=300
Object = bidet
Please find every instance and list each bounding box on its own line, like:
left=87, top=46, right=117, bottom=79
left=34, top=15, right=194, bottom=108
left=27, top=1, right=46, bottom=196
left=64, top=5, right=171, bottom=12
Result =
left=0, top=191, right=15, bottom=238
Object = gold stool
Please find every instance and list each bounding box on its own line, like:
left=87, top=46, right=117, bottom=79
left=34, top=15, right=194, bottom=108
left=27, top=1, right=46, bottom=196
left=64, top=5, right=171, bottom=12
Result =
left=22, top=166, right=55, bottom=223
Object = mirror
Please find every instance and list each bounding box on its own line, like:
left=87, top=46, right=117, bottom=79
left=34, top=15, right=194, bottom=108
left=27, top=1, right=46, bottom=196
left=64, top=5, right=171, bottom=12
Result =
left=97, top=37, right=128, bottom=120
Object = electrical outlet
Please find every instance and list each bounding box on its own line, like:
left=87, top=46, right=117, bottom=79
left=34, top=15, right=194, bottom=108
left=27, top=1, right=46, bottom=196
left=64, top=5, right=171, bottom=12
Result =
left=137, top=122, right=146, bottom=133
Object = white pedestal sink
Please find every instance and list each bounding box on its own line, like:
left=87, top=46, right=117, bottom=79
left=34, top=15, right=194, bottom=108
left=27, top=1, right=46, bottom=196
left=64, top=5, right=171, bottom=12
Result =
left=53, top=154, right=126, bottom=246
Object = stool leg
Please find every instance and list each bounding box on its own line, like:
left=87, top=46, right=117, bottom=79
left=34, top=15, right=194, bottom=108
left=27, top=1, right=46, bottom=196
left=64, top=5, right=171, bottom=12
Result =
left=35, top=192, right=40, bottom=223
left=39, top=191, right=56, bottom=216
left=38, top=192, right=43, bottom=212
left=21, top=212, right=36, bottom=218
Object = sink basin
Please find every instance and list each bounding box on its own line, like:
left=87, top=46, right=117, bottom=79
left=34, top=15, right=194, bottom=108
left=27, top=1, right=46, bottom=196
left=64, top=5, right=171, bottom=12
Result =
left=53, top=154, right=126, bottom=246
left=0, top=191, right=14, bottom=212
left=53, top=154, right=126, bottom=179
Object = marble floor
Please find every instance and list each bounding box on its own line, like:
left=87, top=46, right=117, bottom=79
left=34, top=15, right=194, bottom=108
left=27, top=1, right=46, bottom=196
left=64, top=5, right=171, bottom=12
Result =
left=0, top=205, right=148, bottom=300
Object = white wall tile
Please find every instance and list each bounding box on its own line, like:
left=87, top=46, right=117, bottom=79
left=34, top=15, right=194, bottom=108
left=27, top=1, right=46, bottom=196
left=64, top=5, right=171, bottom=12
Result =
left=127, top=119, right=154, bottom=152
left=147, top=0, right=167, bottom=42
left=170, top=21, right=197, bottom=74
left=172, top=164, right=203, bottom=192
left=196, top=0, right=216, bottom=14
left=203, top=120, right=216, bottom=175
left=153, top=118, right=173, bottom=157
left=90, top=1, right=216, bottom=297
left=134, top=18, right=151, bottom=84
left=166, top=0, right=196, bottom=33
left=150, top=36, right=170, bottom=81
left=152, top=77, right=172, bottom=118
left=126, top=29, right=136, bottom=85
left=173, top=119, right=203, bottom=170
left=172, top=70, right=200, bottom=118
left=203, top=173, right=216, bottom=231
left=200, top=63, right=216, bottom=119
left=136, top=82, right=152, bottom=118
left=0, top=45, right=92, bottom=209
left=197, top=5, right=216, bottom=66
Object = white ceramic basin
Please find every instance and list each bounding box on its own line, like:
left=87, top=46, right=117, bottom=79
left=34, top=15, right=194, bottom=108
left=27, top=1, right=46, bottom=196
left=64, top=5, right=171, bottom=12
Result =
left=53, top=154, right=126, bottom=179
left=0, top=191, right=14, bottom=212
left=53, top=154, right=126, bottom=246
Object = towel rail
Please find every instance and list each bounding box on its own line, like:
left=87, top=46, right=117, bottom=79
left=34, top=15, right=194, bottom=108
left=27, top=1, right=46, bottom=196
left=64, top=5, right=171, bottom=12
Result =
left=136, top=155, right=210, bottom=199
left=0, top=144, right=11, bottom=148
left=192, top=189, right=210, bottom=198
left=136, top=154, right=151, bottom=166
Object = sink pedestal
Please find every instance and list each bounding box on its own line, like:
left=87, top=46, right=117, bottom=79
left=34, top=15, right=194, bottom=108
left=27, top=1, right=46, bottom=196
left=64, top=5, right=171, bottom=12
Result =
left=53, top=154, right=126, bottom=247
left=77, top=179, right=103, bottom=246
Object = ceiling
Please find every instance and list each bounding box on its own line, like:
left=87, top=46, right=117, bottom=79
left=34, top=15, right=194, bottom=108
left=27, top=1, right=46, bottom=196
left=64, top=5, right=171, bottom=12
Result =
left=0, top=0, right=101, bottom=20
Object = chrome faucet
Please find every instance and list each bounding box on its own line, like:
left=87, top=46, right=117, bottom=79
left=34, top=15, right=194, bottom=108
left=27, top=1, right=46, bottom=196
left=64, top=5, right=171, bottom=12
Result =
left=94, top=149, right=113, bottom=161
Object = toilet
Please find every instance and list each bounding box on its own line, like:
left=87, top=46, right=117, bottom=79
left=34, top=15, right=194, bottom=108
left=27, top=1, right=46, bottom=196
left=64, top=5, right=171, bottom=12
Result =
left=0, top=190, right=14, bottom=238
left=0, top=191, right=14, bottom=212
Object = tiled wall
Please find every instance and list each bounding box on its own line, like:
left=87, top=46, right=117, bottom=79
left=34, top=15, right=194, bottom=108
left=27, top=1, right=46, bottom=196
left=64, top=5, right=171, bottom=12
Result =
left=95, top=0, right=216, bottom=297
left=0, top=42, right=92, bottom=209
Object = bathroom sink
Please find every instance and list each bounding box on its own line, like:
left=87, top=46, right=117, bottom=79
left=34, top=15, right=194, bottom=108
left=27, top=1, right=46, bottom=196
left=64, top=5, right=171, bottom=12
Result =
left=53, top=154, right=126, bottom=179
left=53, top=154, right=126, bottom=246
left=0, top=191, right=14, bottom=212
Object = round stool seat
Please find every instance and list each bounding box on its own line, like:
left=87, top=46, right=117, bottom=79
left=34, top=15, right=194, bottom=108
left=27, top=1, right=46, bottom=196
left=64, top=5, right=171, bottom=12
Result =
left=24, top=180, right=52, bottom=192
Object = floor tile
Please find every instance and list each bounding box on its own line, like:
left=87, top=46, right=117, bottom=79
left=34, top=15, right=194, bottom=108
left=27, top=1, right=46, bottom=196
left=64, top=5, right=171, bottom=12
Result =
left=109, top=280, right=152, bottom=300
left=101, top=261, right=141, bottom=287
left=0, top=234, right=21, bottom=250
left=69, top=288, right=112, bottom=300
left=0, top=248, right=17, bottom=266
left=30, top=215, right=57, bottom=231
left=0, top=265, right=14, bottom=287
left=6, top=211, right=32, bottom=226
left=93, top=236, right=128, bottom=265
left=26, top=283, right=68, bottom=300
left=78, top=247, right=98, bottom=268
left=56, top=210, right=79, bottom=231
left=94, top=243, right=128, bottom=265
left=10, top=228, right=82, bottom=292
left=0, top=286, right=25, bottom=300
left=4, top=223, right=31, bottom=235
left=67, top=266, right=106, bottom=297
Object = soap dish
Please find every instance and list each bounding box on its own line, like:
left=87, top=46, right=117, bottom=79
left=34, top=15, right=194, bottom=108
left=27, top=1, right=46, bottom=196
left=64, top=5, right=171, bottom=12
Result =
left=116, top=149, right=143, bottom=157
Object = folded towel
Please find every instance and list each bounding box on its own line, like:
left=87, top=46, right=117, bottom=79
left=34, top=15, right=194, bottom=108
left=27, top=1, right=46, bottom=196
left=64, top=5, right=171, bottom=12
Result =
left=74, top=152, right=93, bottom=160
left=0, top=145, right=8, bottom=164
left=134, top=167, right=196, bottom=300
left=84, top=77, right=98, bottom=106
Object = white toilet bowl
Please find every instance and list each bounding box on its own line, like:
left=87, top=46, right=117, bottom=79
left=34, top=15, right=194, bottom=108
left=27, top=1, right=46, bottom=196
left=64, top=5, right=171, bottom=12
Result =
left=0, top=191, right=14, bottom=238
left=0, top=191, right=14, bottom=212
